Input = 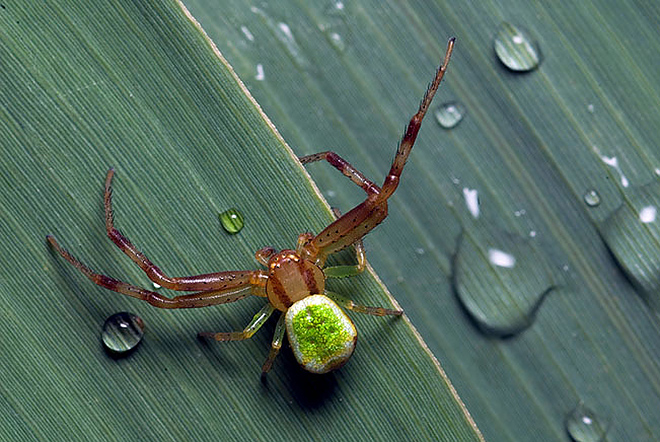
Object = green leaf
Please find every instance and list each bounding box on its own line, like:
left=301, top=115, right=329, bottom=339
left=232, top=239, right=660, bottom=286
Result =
left=1, top=2, right=481, bottom=442
left=182, top=1, right=660, bottom=441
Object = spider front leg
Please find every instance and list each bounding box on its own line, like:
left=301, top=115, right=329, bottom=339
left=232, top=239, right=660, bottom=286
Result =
left=300, top=38, right=455, bottom=265
left=47, top=235, right=267, bottom=308
left=102, top=168, right=254, bottom=291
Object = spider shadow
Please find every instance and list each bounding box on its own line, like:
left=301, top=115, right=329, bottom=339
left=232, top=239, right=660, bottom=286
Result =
left=259, top=349, right=338, bottom=408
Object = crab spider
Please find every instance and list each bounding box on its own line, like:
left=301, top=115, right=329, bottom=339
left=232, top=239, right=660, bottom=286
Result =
left=47, top=38, right=455, bottom=375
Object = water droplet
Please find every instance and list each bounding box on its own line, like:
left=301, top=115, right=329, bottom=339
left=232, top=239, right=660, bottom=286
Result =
left=251, top=7, right=310, bottom=69
left=219, top=208, right=244, bottom=234
left=240, top=25, right=254, bottom=42
left=587, top=104, right=595, bottom=113
left=319, top=2, right=350, bottom=53
left=565, top=402, right=608, bottom=442
left=493, top=23, right=541, bottom=72
left=152, top=282, right=161, bottom=290
left=600, top=155, right=629, bottom=187
left=327, top=31, right=346, bottom=52
left=463, top=188, right=480, bottom=218
left=601, top=182, right=660, bottom=310
left=583, top=189, right=601, bottom=207
left=529, top=230, right=537, bottom=237
left=639, top=205, right=657, bottom=223
left=454, top=231, right=553, bottom=336
left=255, top=63, right=265, bottom=81
left=415, top=247, right=425, bottom=255
left=435, top=102, right=466, bottom=129
left=102, top=312, right=145, bottom=354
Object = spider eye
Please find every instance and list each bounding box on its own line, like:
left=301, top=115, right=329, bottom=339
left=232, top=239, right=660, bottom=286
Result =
left=285, top=295, right=357, bottom=374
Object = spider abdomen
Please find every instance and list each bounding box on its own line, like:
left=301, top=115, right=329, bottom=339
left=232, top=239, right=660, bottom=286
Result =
left=266, top=250, right=325, bottom=311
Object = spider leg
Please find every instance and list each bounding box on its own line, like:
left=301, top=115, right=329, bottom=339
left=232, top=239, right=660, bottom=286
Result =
left=326, top=291, right=402, bottom=316
left=379, top=38, right=455, bottom=201
left=261, top=314, right=286, bottom=376
left=198, top=303, right=275, bottom=340
left=47, top=235, right=267, bottom=308
left=323, top=207, right=366, bottom=278
left=301, top=38, right=455, bottom=266
left=103, top=168, right=254, bottom=291
left=299, top=151, right=381, bottom=195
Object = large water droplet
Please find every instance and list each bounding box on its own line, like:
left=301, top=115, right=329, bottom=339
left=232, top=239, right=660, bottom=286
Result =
left=454, top=231, right=553, bottom=336
left=219, top=208, right=244, bottom=234
left=583, top=189, right=601, bottom=207
left=600, top=181, right=660, bottom=310
left=565, top=402, right=608, bottom=442
left=494, top=23, right=541, bottom=72
left=435, top=102, right=466, bottom=129
left=102, top=312, right=145, bottom=354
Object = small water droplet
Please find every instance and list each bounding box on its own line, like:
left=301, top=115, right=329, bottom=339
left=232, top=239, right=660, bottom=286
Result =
left=255, top=63, right=265, bottom=81
left=152, top=282, right=161, bottom=290
left=463, top=188, right=480, bottom=218
left=102, top=312, right=145, bottom=354
left=435, top=102, right=466, bottom=129
left=240, top=25, right=254, bottom=42
left=565, top=402, right=608, bottom=442
left=494, top=23, right=541, bottom=72
left=601, top=182, right=660, bottom=310
left=583, top=189, right=601, bottom=207
left=326, top=190, right=336, bottom=198
left=454, top=231, right=553, bottom=336
left=415, top=247, right=425, bottom=255
left=529, top=230, right=537, bottom=237
left=327, top=31, right=346, bottom=52
left=251, top=7, right=310, bottom=69
left=587, top=104, right=595, bottom=113
left=219, top=208, right=244, bottom=234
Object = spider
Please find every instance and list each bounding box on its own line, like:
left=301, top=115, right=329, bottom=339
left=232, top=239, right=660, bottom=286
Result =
left=47, top=38, right=455, bottom=376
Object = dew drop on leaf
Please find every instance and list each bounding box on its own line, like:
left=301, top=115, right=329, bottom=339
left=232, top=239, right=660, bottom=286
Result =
left=565, top=402, right=608, bottom=442
left=600, top=182, right=660, bottom=310
left=454, top=230, right=553, bottom=336
left=102, top=312, right=145, bottom=354
left=583, top=189, right=601, bottom=207
left=435, top=101, right=466, bottom=129
left=219, top=208, right=245, bottom=234
left=494, top=22, right=541, bottom=72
